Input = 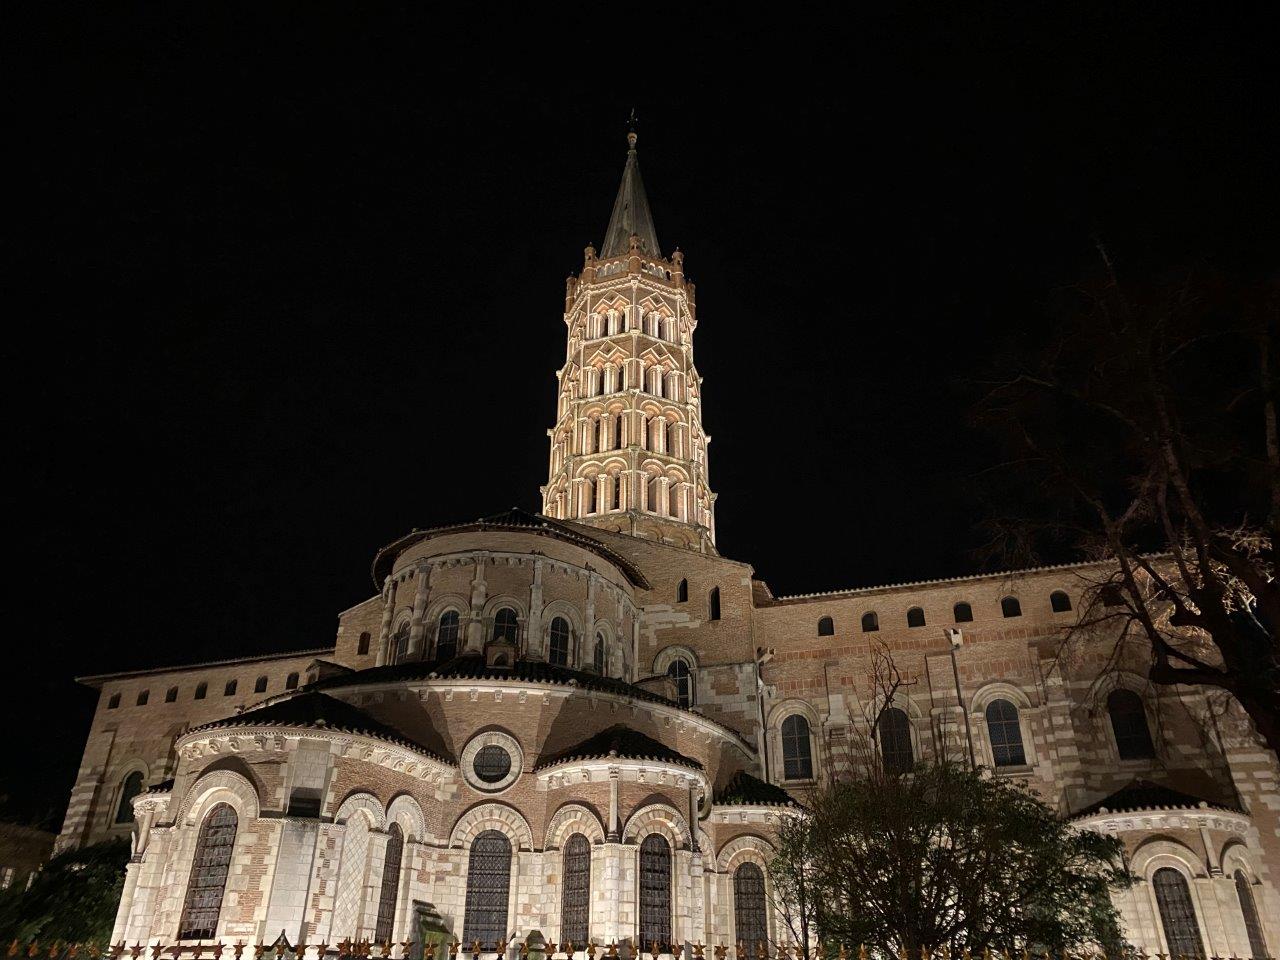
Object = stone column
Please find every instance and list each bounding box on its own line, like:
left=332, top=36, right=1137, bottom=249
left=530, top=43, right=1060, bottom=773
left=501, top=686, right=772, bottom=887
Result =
left=466, top=554, right=488, bottom=654
left=527, top=558, right=545, bottom=660
left=408, top=564, right=433, bottom=659
left=584, top=574, right=598, bottom=666
left=376, top=577, right=399, bottom=667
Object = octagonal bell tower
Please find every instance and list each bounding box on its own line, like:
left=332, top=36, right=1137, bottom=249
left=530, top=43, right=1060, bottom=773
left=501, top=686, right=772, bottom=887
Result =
left=541, top=129, right=716, bottom=553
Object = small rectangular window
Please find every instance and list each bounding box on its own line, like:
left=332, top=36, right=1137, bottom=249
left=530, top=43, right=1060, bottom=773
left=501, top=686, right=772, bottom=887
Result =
left=224, top=680, right=237, bottom=696
left=136, top=690, right=149, bottom=706
left=165, top=687, right=178, bottom=703
left=107, top=693, right=121, bottom=710
left=194, top=682, right=207, bottom=700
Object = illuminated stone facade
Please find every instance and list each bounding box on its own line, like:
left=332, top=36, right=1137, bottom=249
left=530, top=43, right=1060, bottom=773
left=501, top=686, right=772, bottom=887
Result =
left=58, top=134, right=1280, bottom=959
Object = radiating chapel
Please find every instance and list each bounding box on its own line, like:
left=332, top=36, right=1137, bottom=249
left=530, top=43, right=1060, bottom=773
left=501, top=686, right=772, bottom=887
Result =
left=60, top=132, right=1280, bottom=959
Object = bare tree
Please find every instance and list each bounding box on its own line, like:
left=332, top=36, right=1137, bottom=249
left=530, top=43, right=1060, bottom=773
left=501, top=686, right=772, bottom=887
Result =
left=974, top=261, right=1280, bottom=756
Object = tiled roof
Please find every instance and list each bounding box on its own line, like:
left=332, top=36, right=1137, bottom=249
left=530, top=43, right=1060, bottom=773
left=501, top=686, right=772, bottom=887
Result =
left=370, top=508, right=650, bottom=589
left=187, top=691, right=450, bottom=765
left=715, top=771, right=798, bottom=807
left=1071, top=779, right=1240, bottom=819
left=310, top=654, right=683, bottom=709
left=535, top=725, right=700, bottom=772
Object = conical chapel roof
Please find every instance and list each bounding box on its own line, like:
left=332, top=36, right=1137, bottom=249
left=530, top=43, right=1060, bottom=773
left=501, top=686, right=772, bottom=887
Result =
left=599, top=131, right=660, bottom=259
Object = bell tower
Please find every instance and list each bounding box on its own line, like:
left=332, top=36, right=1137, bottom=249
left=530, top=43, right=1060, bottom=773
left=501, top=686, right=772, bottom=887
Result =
left=541, top=128, right=716, bottom=553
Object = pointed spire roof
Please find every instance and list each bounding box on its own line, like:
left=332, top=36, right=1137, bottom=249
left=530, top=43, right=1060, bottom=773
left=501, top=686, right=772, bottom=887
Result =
left=600, top=126, right=660, bottom=259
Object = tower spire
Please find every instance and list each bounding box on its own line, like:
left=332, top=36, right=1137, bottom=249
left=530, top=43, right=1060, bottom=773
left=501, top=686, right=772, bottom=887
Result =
left=600, top=113, right=660, bottom=259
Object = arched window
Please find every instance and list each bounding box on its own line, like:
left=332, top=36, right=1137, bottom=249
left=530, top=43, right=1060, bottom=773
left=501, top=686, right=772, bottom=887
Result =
left=593, top=634, right=606, bottom=674
left=1153, top=867, right=1204, bottom=959
left=165, top=686, right=178, bottom=703
left=666, top=657, right=694, bottom=708
left=984, top=699, right=1026, bottom=767
left=676, top=578, right=688, bottom=603
left=861, top=612, right=879, bottom=633
left=734, top=862, right=768, bottom=958
left=639, top=834, right=672, bottom=949
left=953, top=602, right=973, bottom=623
left=254, top=676, right=268, bottom=694
left=285, top=673, right=299, bottom=690
left=1107, top=689, right=1156, bottom=760
left=549, top=617, right=571, bottom=667
left=375, top=822, right=404, bottom=942
left=358, top=631, right=371, bottom=655
left=781, top=714, right=814, bottom=780
left=178, top=803, right=238, bottom=941
left=907, top=606, right=926, bottom=628
left=879, top=707, right=914, bottom=775
left=136, top=689, right=149, bottom=706
left=1001, top=596, right=1022, bottom=618
left=436, top=611, right=460, bottom=660
left=492, top=607, right=519, bottom=644
left=1050, top=590, right=1072, bottom=613
left=462, top=830, right=511, bottom=950
left=817, top=616, right=834, bottom=637
left=561, top=833, right=591, bottom=944
left=708, top=587, right=721, bottom=621
left=107, top=693, right=121, bottom=709
left=1234, top=869, right=1268, bottom=960
left=223, top=679, right=237, bottom=697
left=115, top=771, right=144, bottom=824
left=194, top=683, right=207, bottom=700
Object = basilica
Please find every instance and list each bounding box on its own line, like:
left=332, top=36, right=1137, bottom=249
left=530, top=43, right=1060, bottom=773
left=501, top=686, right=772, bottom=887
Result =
left=59, top=132, right=1279, bottom=959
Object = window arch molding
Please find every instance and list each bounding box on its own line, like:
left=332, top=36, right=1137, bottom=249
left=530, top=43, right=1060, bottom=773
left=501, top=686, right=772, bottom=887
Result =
left=1221, top=843, right=1269, bottom=959
left=334, top=791, right=388, bottom=830
left=386, top=793, right=428, bottom=844
left=652, top=644, right=699, bottom=675
left=480, top=596, right=527, bottom=636
left=621, top=802, right=691, bottom=849
left=716, top=833, right=775, bottom=873
left=544, top=803, right=607, bottom=850
left=969, top=682, right=1038, bottom=768
left=448, top=801, right=534, bottom=852
left=767, top=699, right=822, bottom=785
left=177, top=768, right=261, bottom=827
left=1094, top=672, right=1160, bottom=763
left=424, top=593, right=469, bottom=631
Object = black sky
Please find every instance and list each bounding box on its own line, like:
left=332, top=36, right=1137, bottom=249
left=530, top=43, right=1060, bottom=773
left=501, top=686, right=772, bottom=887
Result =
left=5, top=5, right=1276, bottom=825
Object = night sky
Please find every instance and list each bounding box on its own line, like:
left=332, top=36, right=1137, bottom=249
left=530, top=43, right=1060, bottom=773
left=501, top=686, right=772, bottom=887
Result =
left=6, top=6, right=1276, bottom=826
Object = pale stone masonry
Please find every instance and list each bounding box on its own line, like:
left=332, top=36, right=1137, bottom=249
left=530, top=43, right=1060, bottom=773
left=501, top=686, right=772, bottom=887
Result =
left=60, top=132, right=1279, bottom=958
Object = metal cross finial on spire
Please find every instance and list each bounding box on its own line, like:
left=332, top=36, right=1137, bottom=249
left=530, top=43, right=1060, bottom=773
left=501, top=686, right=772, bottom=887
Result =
left=626, top=108, right=638, bottom=149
